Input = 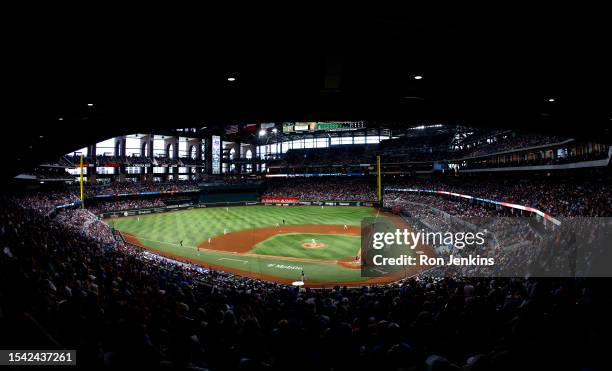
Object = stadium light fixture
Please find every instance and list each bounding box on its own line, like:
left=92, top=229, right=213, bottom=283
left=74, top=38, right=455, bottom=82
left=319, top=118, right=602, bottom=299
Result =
left=259, top=129, right=266, bottom=137
left=58, top=117, right=64, bottom=121
left=87, top=103, right=94, bottom=107
left=227, top=77, right=236, bottom=82
left=548, top=98, right=555, bottom=102
left=413, top=75, right=423, bottom=80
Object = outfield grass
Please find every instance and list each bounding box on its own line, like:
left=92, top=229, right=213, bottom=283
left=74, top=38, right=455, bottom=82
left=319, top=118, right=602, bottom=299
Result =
left=251, top=233, right=361, bottom=260
left=108, top=206, right=389, bottom=284
left=109, top=206, right=375, bottom=247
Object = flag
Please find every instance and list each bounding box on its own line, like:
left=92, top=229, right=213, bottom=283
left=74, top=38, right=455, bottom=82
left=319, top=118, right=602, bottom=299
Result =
left=225, top=124, right=239, bottom=135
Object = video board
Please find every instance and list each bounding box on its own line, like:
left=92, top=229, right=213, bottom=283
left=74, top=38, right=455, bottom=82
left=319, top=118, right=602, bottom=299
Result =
left=282, top=121, right=365, bottom=133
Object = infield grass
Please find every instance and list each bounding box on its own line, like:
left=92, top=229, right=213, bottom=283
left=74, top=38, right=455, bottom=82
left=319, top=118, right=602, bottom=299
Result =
left=251, top=233, right=361, bottom=260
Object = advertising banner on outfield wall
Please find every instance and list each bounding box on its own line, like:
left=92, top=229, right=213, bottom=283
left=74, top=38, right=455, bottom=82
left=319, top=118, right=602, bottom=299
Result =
left=360, top=217, right=612, bottom=278
left=261, top=197, right=300, bottom=204
left=99, top=201, right=261, bottom=218
left=263, top=200, right=370, bottom=207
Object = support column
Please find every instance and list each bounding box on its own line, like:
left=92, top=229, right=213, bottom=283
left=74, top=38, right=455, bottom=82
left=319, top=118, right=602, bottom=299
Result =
left=207, top=136, right=214, bottom=175
left=147, top=135, right=154, bottom=181
left=87, top=145, right=97, bottom=183
left=114, top=136, right=127, bottom=181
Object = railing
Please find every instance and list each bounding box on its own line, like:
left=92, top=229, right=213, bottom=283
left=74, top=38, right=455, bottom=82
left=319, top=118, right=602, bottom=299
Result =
left=385, top=188, right=562, bottom=226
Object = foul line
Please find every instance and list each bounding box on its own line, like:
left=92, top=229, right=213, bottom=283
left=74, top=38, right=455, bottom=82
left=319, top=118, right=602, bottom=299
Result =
left=217, top=257, right=249, bottom=264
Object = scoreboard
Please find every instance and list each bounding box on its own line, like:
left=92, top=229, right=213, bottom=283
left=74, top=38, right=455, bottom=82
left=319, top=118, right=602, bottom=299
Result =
left=282, top=121, right=365, bottom=133
left=315, top=122, right=366, bottom=130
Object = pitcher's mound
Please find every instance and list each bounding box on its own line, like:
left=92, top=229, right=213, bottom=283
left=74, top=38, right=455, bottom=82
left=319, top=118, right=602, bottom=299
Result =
left=302, top=242, right=326, bottom=248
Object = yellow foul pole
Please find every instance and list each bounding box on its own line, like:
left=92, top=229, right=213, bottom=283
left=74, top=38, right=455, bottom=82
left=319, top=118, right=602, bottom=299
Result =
left=79, top=154, right=84, bottom=208
left=377, top=155, right=382, bottom=205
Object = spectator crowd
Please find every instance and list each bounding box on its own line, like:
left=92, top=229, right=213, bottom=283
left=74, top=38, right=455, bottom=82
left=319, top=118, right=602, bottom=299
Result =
left=459, top=133, right=567, bottom=158
left=0, top=173, right=610, bottom=369
left=384, top=177, right=612, bottom=279
left=87, top=198, right=168, bottom=214
left=74, top=180, right=200, bottom=198
left=385, top=177, right=612, bottom=217
left=1, top=191, right=610, bottom=369
left=264, top=178, right=377, bottom=201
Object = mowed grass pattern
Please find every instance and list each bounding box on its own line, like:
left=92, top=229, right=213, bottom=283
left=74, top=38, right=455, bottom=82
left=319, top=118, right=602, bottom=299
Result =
left=107, top=206, right=386, bottom=284
left=251, top=233, right=361, bottom=260
left=108, top=206, right=376, bottom=248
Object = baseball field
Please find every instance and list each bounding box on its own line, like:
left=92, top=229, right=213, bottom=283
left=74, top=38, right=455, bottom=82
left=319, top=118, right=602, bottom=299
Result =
left=107, top=205, right=424, bottom=287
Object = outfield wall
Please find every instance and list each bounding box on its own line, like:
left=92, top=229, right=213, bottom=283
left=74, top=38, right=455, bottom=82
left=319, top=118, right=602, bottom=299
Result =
left=99, top=201, right=257, bottom=218
left=263, top=200, right=376, bottom=207
left=98, top=200, right=375, bottom=219
left=260, top=196, right=376, bottom=207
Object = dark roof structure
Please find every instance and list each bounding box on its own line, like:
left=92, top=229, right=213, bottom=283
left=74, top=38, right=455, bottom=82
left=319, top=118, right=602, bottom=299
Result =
left=4, top=13, right=611, bottom=178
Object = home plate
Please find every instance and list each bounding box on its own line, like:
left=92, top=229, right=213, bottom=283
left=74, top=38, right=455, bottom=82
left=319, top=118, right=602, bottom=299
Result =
left=416, top=251, right=425, bottom=254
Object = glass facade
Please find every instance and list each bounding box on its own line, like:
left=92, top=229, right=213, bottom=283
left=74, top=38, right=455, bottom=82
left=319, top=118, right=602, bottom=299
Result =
left=257, top=135, right=389, bottom=158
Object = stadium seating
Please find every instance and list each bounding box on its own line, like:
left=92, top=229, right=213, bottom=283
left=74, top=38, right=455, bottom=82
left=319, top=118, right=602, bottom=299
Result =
left=2, top=171, right=611, bottom=368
